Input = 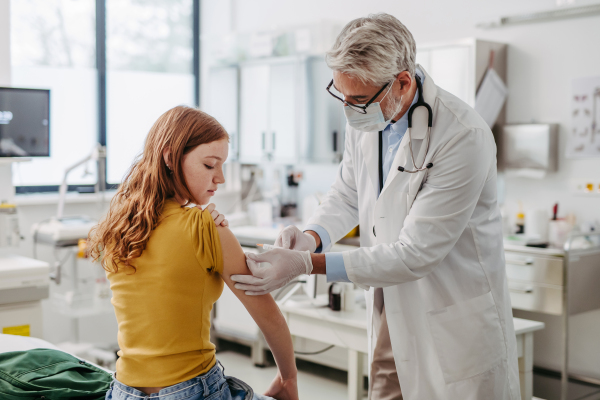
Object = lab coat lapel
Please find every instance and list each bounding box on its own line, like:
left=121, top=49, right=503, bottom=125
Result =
left=360, top=130, right=380, bottom=195
left=378, top=134, right=410, bottom=198
left=379, top=65, right=438, bottom=199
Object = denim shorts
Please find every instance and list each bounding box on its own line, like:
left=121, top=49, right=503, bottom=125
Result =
left=105, top=360, right=275, bottom=400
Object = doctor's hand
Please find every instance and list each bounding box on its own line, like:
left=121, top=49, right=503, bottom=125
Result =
left=275, top=225, right=317, bottom=252
left=198, top=203, right=228, bottom=227
left=231, top=248, right=313, bottom=295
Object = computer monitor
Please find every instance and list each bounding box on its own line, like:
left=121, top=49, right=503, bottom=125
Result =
left=0, top=87, right=50, bottom=157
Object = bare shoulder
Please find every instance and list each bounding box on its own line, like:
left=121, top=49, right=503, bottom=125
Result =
left=216, top=225, right=249, bottom=279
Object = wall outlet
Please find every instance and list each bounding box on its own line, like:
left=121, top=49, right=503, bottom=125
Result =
left=570, top=179, right=600, bottom=196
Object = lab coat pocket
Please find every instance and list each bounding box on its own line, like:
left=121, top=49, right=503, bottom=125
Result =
left=427, top=291, right=505, bottom=384
left=374, top=191, right=408, bottom=244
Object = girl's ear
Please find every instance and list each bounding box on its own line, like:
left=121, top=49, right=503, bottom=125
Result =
left=162, top=148, right=171, bottom=168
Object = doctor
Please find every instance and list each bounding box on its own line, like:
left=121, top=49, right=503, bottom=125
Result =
left=232, top=13, right=519, bottom=400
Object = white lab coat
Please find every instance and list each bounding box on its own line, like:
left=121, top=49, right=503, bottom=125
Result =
left=307, top=66, right=520, bottom=400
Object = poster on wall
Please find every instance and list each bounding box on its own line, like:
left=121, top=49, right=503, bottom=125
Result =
left=568, top=75, right=600, bottom=158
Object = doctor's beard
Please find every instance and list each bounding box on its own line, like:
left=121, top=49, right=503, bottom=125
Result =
left=382, top=93, right=404, bottom=122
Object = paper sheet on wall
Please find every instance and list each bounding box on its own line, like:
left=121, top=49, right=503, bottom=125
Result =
left=568, top=75, right=600, bottom=158
left=475, top=68, right=508, bottom=128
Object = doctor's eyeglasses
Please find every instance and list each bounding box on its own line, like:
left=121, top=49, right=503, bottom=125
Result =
left=326, top=79, right=390, bottom=114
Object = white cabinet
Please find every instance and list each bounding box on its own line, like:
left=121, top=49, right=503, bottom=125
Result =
left=416, top=39, right=506, bottom=113
left=206, top=65, right=239, bottom=159
left=210, top=39, right=506, bottom=165
left=239, top=64, right=270, bottom=163
left=417, top=45, right=473, bottom=106
left=269, top=63, right=298, bottom=162
left=239, top=59, right=302, bottom=163
left=306, top=56, right=346, bottom=163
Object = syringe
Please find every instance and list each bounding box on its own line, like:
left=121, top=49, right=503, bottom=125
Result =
left=256, top=244, right=276, bottom=250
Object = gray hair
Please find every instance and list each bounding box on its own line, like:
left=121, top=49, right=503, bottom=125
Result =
left=326, top=13, right=416, bottom=86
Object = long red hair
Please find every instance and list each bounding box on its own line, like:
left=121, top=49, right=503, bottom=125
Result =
left=88, top=106, right=229, bottom=273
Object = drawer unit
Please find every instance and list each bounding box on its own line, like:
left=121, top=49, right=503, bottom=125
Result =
left=507, top=280, right=562, bottom=315
left=505, top=235, right=600, bottom=400
left=505, top=254, right=563, bottom=286
left=505, top=250, right=564, bottom=315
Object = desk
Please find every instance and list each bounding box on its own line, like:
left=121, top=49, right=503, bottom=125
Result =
left=513, top=318, right=546, bottom=400
left=279, top=299, right=545, bottom=400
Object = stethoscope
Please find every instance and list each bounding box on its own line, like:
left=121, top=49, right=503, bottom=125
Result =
left=378, top=75, right=434, bottom=192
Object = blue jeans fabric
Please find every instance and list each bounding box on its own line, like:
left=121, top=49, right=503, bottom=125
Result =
left=105, top=361, right=274, bottom=400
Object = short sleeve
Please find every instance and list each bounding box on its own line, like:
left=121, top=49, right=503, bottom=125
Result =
left=188, top=208, right=224, bottom=274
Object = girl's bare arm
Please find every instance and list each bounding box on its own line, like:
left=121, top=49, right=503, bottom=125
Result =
left=216, top=226, right=298, bottom=399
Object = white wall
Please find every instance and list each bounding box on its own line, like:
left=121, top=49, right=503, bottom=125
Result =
left=210, top=0, right=600, bottom=223
left=0, top=1, right=12, bottom=201
left=203, top=0, right=600, bottom=379
left=0, top=0, right=10, bottom=85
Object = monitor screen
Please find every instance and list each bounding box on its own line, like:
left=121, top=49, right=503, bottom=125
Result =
left=0, top=87, right=50, bottom=157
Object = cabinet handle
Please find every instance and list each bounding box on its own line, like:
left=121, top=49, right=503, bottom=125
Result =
left=333, top=130, right=338, bottom=152
left=506, top=258, right=534, bottom=266
left=262, top=132, right=266, bottom=151
left=272, top=132, right=276, bottom=151
left=508, top=285, right=534, bottom=294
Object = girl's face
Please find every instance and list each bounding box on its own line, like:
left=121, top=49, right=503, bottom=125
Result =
left=180, top=138, right=228, bottom=205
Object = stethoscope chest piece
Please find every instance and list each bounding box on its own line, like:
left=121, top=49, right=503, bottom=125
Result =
left=398, top=163, right=433, bottom=172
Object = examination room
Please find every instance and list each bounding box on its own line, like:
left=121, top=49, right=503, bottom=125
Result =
left=2, top=0, right=600, bottom=399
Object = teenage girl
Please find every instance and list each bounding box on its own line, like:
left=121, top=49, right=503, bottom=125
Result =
left=89, top=106, right=298, bottom=400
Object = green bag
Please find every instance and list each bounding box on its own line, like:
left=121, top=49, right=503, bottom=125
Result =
left=0, top=348, right=112, bottom=400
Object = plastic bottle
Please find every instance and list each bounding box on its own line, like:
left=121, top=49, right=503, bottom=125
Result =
left=515, top=211, right=525, bottom=234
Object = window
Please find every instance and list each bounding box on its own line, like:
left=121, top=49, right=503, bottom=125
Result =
left=10, top=0, right=98, bottom=187
left=106, top=0, right=195, bottom=184
left=9, top=0, right=199, bottom=191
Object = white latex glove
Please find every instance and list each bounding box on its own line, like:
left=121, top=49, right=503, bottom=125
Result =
left=275, top=225, right=317, bottom=252
left=231, top=248, right=313, bottom=295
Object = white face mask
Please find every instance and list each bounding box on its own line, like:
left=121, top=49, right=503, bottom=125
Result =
left=343, top=81, right=403, bottom=132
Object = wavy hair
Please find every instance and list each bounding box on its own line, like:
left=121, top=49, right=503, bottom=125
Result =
left=88, top=106, right=229, bottom=273
left=326, top=13, right=416, bottom=86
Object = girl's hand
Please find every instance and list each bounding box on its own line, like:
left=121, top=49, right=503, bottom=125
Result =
left=264, top=372, right=298, bottom=400
left=200, top=203, right=228, bottom=227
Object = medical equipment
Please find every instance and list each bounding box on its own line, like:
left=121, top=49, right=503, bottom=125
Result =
left=33, top=216, right=97, bottom=248
left=0, top=255, right=50, bottom=338
left=0, top=87, right=50, bottom=158
left=0, top=203, right=21, bottom=248
left=392, top=75, right=434, bottom=175
left=32, top=143, right=105, bottom=251
left=57, top=143, right=106, bottom=219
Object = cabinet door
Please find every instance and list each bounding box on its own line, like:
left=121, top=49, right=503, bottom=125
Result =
left=415, top=49, right=431, bottom=74
left=269, top=62, right=297, bottom=162
left=206, top=66, right=239, bottom=159
left=239, top=64, right=270, bottom=163
left=428, top=46, right=473, bottom=106
left=306, top=57, right=346, bottom=163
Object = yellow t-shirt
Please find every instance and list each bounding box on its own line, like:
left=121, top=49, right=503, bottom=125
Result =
left=106, top=200, right=224, bottom=387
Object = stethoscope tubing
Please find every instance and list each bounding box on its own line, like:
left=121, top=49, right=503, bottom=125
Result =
left=379, top=74, right=434, bottom=182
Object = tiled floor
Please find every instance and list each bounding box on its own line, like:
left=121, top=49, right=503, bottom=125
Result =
left=533, top=371, right=600, bottom=400
left=217, top=340, right=600, bottom=400
left=217, top=351, right=355, bottom=400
